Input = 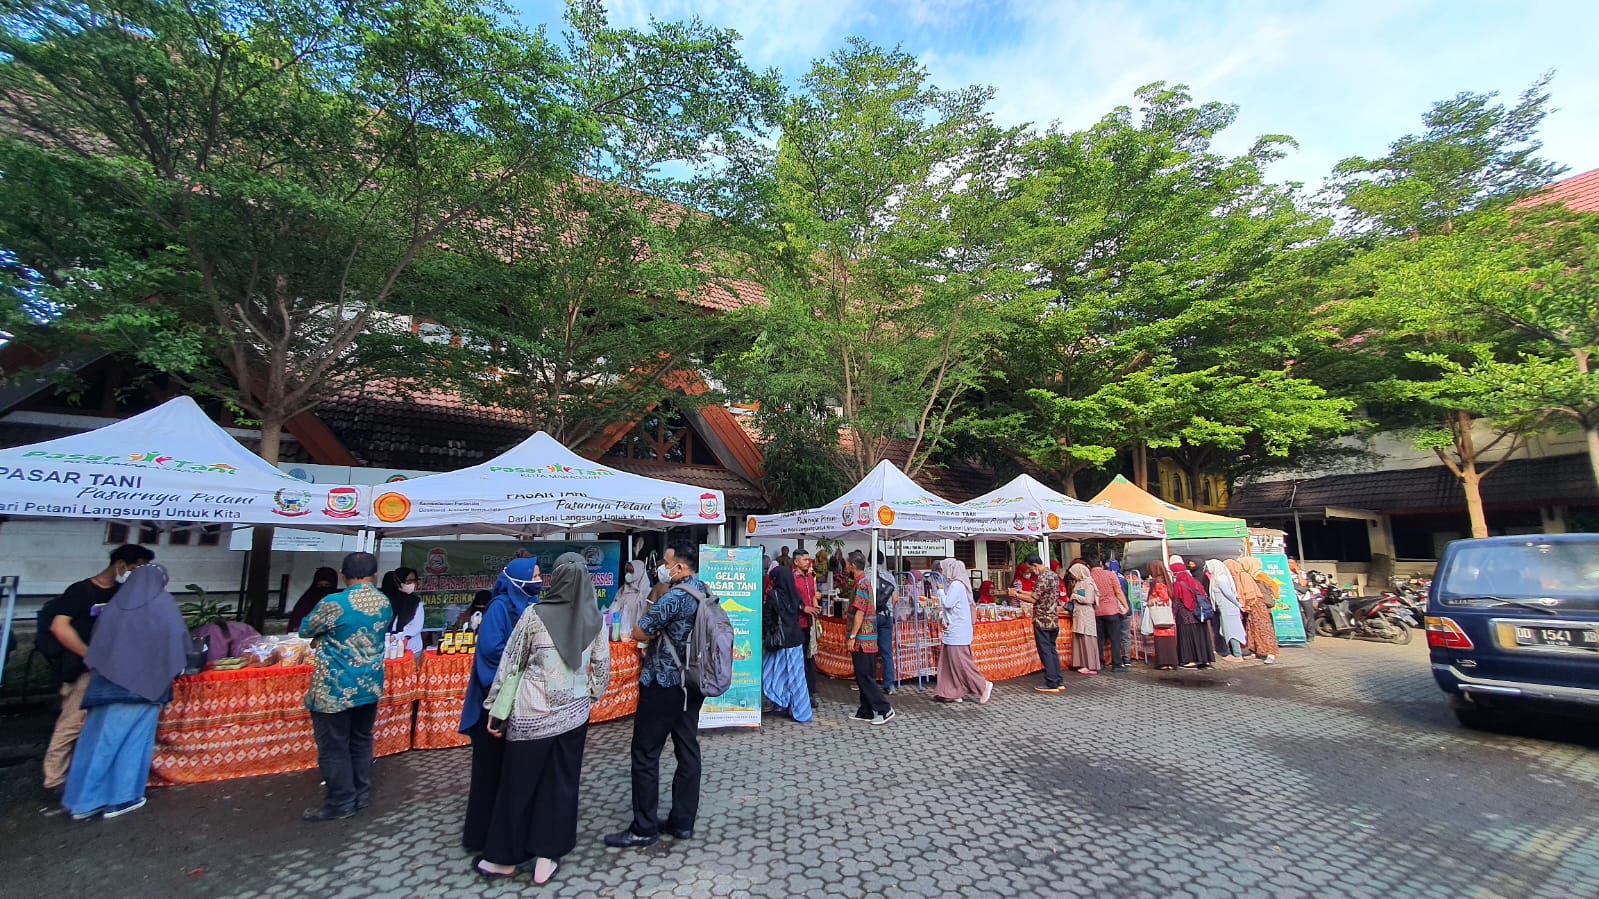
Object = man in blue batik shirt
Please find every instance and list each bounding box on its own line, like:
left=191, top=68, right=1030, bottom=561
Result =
left=606, top=543, right=704, bottom=848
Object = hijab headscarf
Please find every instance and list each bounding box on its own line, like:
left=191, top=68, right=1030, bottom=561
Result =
left=495, top=556, right=541, bottom=609
left=85, top=563, right=188, bottom=703
left=539, top=552, right=603, bottom=670
left=1226, top=559, right=1261, bottom=603
left=1171, top=562, right=1204, bottom=611
left=287, top=566, right=339, bottom=631
left=614, top=557, right=649, bottom=609
left=1146, top=559, right=1172, bottom=587
left=938, top=559, right=972, bottom=607
left=1205, top=559, right=1239, bottom=604
left=383, top=567, right=420, bottom=632
left=1168, top=554, right=1185, bottom=567
left=1067, top=562, right=1097, bottom=604
left=1240, top=556, right=1276, bottom=599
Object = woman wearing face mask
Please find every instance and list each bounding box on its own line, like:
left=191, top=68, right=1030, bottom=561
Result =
left=382, top=567, right=425, bottom=656
left=613, top=558, right=649, bottom=638
left=460, top=557, right=541, bottom=855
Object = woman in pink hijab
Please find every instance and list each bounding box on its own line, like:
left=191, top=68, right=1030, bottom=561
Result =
left=932, top=559, right=993, bottom=703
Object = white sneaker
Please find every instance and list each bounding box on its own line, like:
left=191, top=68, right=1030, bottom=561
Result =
left=979, top=682, right=994, bottom=704
left=1264, top=655, right=1278, bottom=665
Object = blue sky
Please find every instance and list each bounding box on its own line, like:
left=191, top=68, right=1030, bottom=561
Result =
left=510, top=0, right=1599, bottom=190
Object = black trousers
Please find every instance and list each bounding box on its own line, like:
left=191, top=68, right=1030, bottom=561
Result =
left=1033, top=626, right=1062, bottom=688
left=483, top=723, right=589, bottom=866
left=461, top=719, right=505, bottom=852
left=852, top=651, right=892, bottom=718
left=1098, top=615, right=1130, bottom=668
left=310, top=702, right=378, bottom=814
left=630, top=685, right=705, bottom=837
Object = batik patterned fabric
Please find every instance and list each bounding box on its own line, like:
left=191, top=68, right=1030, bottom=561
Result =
left=300, top=583, right=390, bottom=713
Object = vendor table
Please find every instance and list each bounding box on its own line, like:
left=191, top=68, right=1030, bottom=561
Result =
left=815, top=615, right=1074, bottom=685
left=411, top=642, right=641, bottom=751
left=151, top=654, right=418, bottom=786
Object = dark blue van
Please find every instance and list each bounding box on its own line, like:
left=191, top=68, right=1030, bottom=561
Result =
left=1427, top=534, right=1599, bottom=729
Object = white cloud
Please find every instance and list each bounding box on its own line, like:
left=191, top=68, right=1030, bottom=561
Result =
left=530, top=0, right=1599, bottom=187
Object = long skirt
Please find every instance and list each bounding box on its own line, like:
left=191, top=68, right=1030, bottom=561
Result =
left=483, top=723, right=589, bottom=866
left=461, top=719, right=505, bottom=852
left=1246, top=602, right=1281, bottom=657
left=1070, top=633, right=1100, bottom=671
left=933, top=643, right=989, bottom=700
left=761, top=646, right=814, bottom=723
left=1177, top=618, right=1216, bottom=667
left=1153, top=627, right=1180, bottom=668
left=62, top=701, right=160, bottom=816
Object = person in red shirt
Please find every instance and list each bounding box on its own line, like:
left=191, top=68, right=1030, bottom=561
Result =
left=1009, top=563, right=1037, bottom=603
left=791, top=550, right=821, bottom=700
left=844, top=551, right=893, bottom=725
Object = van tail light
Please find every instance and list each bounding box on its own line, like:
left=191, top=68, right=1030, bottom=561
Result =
left=1425, top=616, right=1473, bottom=650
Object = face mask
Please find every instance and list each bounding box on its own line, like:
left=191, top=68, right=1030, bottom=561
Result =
left=115, top=571, right=130, bottom=584
left=625, top=570, right=640, bottom=584
left=657, top=565, right=670, bottom=582
left=399, top=583, right=417, bottom=594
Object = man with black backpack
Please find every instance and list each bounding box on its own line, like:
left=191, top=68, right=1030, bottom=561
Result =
left=607, top=542, right=708, bottom=848
left=37, top=544, right=155, bottom=791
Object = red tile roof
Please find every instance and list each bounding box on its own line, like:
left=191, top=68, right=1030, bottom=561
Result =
left=1522, top=167, right=1599, bottom=212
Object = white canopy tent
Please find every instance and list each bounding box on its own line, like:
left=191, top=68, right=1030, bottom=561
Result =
left=963, top=473, right=1167, bottom=566
left=0, top=395, right=366, bottom=686
left=365, top=431, right=726, bottom=539
left=0, top=395, right=368, bottom=530
left=965, top=474, right=1165, bottom=536
left=744, top=459, right=1024, bottom=543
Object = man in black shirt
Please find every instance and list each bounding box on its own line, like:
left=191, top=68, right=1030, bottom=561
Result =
left=39, top=544, right=154, bottom=790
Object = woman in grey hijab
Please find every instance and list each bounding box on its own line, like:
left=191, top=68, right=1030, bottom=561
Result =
left=61, top=562, right=188, bottom=820
left=477, top=553, right=610, bottom=884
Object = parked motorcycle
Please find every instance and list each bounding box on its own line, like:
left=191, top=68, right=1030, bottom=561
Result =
left=1381, top=575, right=1430, bottom=630
left=1313, top=574, right=1413, bottom=644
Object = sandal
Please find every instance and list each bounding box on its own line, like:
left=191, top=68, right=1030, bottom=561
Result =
left=476, top=861, right=516, bottom=880
left=534, top=858, right=560, bottom=886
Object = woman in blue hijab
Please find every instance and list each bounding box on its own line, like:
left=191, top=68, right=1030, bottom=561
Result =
left=460, top=556, right=540, bottom=853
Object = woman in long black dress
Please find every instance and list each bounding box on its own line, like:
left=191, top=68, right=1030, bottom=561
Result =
left=1170, top=561, right=1216, bottom=669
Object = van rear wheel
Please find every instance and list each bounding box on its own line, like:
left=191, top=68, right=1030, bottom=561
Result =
left=1451, top=696, right=1501, bottom=732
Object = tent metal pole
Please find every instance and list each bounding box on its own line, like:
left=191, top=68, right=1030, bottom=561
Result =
left=1293, top=510, right=1305, bottom=561
left=627, top=533, right=634, bottom=563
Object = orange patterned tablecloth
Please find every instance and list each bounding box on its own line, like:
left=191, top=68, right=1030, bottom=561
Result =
left=411, top=643, right=641, bottom=751
left=816, top=616, right=1074, bottom=684
left=150, top=655, right=418, bottom=786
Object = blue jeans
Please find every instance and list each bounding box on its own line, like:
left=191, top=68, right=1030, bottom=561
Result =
left=876, top=612, right=895, bottom=687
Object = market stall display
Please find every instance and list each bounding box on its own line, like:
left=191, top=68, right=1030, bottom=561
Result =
left=813, top=616, right=1073, bottom=685
left=411, top=643, right=642, bottom=750
left=150, top=654, right=417, bottom=785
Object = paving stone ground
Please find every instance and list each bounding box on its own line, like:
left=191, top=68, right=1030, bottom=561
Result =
left=3, top=638, right=1598, bottom=898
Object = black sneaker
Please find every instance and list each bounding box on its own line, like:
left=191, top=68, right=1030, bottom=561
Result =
left=302, top=806, right=355, bottom=822
left=850, top=711, right=874, bottom=723
left=604, top=829, right=658, bottom=848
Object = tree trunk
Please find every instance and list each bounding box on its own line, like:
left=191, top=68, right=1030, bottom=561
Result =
left=1062, top=469, right=1078, bottom=499
left=244, top=417, right=284, bottom=630
left=1584, top=424, right=1599, bottom=497
left=1186, top=461, right=1207, bottom=509
left=1461, top=466, right=1489, bottom=539
left=1131, top=441, right=1149, bottom=490
left=1576, top=350, right=1599, bottom=494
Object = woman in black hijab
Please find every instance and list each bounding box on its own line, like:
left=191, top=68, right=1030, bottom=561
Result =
left=382, top=567, right=423, bottom=655
left=288, top=567, right=340, bottom=631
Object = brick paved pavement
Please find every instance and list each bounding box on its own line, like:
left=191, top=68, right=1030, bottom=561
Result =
left=3, top=638, right=1597, bottom=898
